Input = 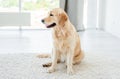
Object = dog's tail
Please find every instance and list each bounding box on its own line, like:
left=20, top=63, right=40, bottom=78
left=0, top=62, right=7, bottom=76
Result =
left=37, top=53, right=51, bottom=58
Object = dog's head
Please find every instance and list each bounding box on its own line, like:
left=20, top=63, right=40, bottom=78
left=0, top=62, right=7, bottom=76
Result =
left=41, top=8, right=68, bottom=28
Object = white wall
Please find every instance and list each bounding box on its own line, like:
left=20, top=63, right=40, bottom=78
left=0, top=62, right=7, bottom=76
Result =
left=98, top=0, right=106, bottom=30
left=102, top=0, right=120, bottom=38
left=87, top=0, right=98, bottom=29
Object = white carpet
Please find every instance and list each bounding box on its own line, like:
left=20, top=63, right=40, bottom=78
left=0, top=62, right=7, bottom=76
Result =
left=0, top=52, right=120, bottom=79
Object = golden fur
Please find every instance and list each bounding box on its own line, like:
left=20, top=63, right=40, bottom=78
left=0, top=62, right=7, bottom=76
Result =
left=38, top=8, right=84, bottom=74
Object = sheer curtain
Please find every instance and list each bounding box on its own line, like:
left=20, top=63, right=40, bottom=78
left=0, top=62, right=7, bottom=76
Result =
left=60, top=0, right=85, bottom=31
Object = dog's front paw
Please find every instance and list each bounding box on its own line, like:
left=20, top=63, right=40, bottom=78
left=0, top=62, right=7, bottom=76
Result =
left=48, top=67, right=55, bottom=73
left=67, top=69, right=74, bottom=75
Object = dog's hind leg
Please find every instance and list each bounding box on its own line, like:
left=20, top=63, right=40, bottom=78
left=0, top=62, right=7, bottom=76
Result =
left=38, top=52, right=61, bottom=67
left=73, top=50, right=84, bottom=65
left=42, top=59, right=61, bottom=67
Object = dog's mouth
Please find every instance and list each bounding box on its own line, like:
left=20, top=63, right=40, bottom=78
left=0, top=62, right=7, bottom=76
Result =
left=46, top=23, right=56, bottom=28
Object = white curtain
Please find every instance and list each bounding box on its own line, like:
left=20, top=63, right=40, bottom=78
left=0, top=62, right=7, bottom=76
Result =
left=60, top=0, right=85, bottom=31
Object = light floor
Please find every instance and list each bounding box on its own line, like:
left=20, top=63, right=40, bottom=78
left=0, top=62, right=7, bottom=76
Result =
left=0, top=29, right=120, bottom=57
left=0, top=29, right=120, bottom=79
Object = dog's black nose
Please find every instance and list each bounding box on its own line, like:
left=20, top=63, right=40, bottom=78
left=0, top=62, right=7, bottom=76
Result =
left=41, top=19, right=44, bottom=23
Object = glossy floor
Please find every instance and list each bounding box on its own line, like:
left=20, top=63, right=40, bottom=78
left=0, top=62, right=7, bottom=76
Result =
left=0, top=29, right=120, bottom=56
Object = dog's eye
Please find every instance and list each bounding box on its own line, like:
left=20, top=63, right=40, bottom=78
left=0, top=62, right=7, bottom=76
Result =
left=50, top=14, right=53, bottom=16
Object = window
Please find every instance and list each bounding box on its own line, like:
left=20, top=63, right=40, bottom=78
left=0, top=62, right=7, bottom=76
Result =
left=0, top=0, right=59, bottom=30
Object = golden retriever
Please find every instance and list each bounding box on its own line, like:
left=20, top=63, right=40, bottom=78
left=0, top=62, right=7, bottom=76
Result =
left=38, top=8, right=84, bottom=74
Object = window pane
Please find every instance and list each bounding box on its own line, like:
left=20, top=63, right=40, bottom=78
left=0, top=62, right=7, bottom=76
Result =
left=0, top=0, right=19, bottom=12
left=22, top=0, right=59, bottom=11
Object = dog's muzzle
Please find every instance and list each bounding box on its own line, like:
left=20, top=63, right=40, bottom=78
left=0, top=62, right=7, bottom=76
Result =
left=41, top=19, right=56, bottom=28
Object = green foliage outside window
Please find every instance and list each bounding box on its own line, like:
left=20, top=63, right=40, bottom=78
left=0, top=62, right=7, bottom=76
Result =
left=0, top=0, right=18, bottom=7
left=23, top=0, right=59, bottom=10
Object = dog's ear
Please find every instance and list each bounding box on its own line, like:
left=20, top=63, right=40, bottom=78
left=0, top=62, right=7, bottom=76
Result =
left=59, top=13, right=68, bottom=26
